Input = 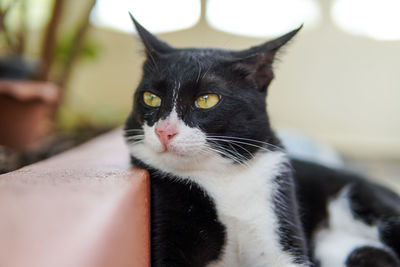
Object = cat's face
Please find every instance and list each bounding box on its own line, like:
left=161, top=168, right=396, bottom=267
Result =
left=125, top=16, right=300, bottom=173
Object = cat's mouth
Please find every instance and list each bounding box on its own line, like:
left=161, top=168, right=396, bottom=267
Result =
left=160, top=143, right=204, bottom=159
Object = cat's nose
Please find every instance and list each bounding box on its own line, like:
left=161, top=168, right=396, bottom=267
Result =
left=155, top=122, right=178, bottom=149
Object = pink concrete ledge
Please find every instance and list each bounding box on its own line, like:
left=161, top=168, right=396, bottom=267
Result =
left=0, top=129, right=150, bottom=267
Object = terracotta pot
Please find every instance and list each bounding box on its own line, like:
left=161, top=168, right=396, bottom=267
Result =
left=0, top=80, right=60, bottom=150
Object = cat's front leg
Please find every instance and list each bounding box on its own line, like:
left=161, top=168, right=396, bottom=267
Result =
left=151, top=174, right=226, bottom=267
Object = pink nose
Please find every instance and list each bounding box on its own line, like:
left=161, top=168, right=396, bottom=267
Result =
left=155, top=122, right=178, bottom=149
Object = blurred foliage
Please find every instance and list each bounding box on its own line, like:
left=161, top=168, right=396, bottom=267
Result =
left=1, top=0, right=103, bottom=132
left=55, top=31, right=100, bottom=65
left=0, top=0, right=52, bottom=55
left=56, top=105, right=121, bottom=132
left=0, top=0, right=99, bottom=83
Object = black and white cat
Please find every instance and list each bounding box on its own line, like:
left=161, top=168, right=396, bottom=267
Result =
left=124, top=15, right=400, bottom=267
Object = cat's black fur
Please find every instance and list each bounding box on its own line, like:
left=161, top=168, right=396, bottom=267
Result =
left=132, top=157, right=226, bottom=266
left=125, top=15, right=400, bottom=267
left=345, top=246, right=399, bottom=267
left=292, top=159, right=400, bottom=265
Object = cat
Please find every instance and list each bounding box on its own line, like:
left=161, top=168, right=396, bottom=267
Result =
left=124, top=14, right=400, bottom=267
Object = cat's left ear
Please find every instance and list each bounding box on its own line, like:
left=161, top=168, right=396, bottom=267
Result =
left=129, top=13, right=174, bottom=57
left=233, top=25, right=303, bottom=91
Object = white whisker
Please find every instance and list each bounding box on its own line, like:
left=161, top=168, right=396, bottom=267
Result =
left=228, top=141, right=255, bottom=159
left=126, top=140, right=144, bottom=146
left=125, top=135, right=145, bottom=141
left=124, top=129, right=144, bottom=133
left=206, top=135, right=283, bottom=152
left=204, top=142, right=250, bottom=168
left=207, top=138, right=271, bottom=153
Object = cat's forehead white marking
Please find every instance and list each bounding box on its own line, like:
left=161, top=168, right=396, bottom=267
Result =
left=172, top=80, right=181, bottom=108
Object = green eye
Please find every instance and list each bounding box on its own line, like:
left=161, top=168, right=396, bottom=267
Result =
left=195, top=94, right=219, bottom=109
left=143, top=92, right=161, bottom=107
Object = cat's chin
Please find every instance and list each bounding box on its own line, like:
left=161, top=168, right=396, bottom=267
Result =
left=152, top=153, right=211, bottom=174
left=156, top=150, right=191, bottom=161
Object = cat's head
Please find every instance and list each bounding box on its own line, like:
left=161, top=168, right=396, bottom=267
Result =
left=125, top=14, right=301, bottom=174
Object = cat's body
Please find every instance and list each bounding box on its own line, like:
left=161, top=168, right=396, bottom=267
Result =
left=294, top=160, right=400, bottom=267
left=131, top=147, right=306, bottom=267
left=124, top=15, right=400, bottom=267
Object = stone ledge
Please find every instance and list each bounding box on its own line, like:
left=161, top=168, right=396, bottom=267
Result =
left=0, top=129, right=150, bottom=267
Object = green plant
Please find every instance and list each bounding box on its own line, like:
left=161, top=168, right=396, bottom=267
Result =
left=0, top=0, right=99, bottom=88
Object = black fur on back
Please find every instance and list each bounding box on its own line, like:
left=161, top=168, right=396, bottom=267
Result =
left=293, top=159, right=400, bottom=262
left=291, top=159, right=363, bottom=243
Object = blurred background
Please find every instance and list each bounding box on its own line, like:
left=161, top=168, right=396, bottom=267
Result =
left=0, top=0, right=399, bottom=188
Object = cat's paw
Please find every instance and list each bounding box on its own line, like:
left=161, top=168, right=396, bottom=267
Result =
left=345, top=246, right=400, bottom=267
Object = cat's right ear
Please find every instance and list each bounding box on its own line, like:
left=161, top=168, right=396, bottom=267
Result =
left=230, top=26, right=302, bottom=92
left=129, top=13, right=174, bottom=57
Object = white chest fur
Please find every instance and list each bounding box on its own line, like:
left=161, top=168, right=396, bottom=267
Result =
left=185, top=151, right=300, bottom=267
